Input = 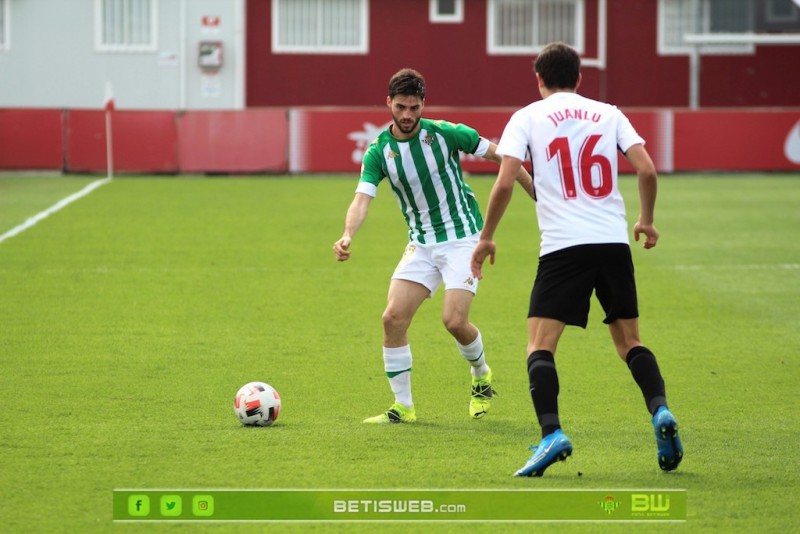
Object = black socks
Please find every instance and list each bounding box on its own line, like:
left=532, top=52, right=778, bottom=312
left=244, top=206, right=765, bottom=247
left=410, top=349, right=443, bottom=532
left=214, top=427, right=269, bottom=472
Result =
left=527, top=350, right=561, bottom=438
left=527, top=346, right=668, bottom=439
left=626, top=346, right=667, bottom=415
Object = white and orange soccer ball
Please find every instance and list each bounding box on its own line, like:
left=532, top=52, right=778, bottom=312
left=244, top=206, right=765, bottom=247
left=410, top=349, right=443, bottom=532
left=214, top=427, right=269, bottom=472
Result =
left=234, top=382, right=281, bottom=426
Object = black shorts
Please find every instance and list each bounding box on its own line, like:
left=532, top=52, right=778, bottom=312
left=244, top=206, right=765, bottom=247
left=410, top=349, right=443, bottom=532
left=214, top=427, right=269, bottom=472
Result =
left=529, top=243, right=639, bottom=328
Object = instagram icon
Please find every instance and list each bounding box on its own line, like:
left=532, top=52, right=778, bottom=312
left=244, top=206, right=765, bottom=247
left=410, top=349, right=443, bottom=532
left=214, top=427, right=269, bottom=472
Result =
left=192, top=495, right=214, bottom=517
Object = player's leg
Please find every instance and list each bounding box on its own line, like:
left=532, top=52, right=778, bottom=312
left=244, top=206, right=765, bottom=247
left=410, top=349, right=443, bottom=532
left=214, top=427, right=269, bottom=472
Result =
left=597, top=245, right=666, bottom=414
left=515, top=246, right=592, bottom=477
left=441, top=288, right=478, bottom=345
left=609, top=318, right=667, bottom=413
left=442, top=289, right=485, bottom=376
left=609, top=319, right=683, bottom=470
left=437, top=236, right=493, bottom=418
left=526, top=315, right=566, bottom=433
left=442, top=288, right=484, bottom=374
left=365, top=243, right=437, bottom=424
left=363, top=279, right=428, bottom=424
left=599, top=245, right=683, bottom=470
left=437, top=235, right=481, bottom=347
left=527, top=318, right=564, bottom=437
left=383, top=278, right=430, bottom=348
left=514, top=316, right=574, bottom=477
left=517, top=317, right=574, bottom=475
left=442, top=288, right=493, bottom=418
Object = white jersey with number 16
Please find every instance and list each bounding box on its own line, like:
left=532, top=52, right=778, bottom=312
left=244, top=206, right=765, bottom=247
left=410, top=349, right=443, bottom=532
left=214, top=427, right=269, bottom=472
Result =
left=497, top=92, right=645, bottom=257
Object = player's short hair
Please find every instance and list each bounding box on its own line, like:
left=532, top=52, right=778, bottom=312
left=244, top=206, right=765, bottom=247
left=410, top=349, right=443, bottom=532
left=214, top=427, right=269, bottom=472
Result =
left=534, top=42, right=581, bottom=90
left=388, top=68, right=426, bottom=100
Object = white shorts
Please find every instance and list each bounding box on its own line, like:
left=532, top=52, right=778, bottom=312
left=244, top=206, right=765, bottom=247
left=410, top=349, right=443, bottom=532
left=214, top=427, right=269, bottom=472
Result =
left=391, top=234, right=480, bottom=297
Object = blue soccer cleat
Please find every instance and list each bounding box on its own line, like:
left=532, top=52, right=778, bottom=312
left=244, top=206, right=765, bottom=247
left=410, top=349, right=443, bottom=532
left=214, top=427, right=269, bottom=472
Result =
left=514, top=429, right=573, bottom=477
left=652, top=406, right=683, bottom=471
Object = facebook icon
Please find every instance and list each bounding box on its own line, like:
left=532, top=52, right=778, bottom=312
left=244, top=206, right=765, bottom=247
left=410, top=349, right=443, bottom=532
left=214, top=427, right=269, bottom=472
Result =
left=128, top=495, right=150, bottom=516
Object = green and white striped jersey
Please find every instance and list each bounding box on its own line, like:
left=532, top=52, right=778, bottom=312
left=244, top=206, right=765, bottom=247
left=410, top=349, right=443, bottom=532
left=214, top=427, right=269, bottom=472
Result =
left=357, top=118, right=485, bottom=245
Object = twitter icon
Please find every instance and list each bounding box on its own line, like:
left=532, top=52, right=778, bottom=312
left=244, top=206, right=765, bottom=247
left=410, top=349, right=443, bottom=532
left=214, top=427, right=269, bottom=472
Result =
left=160, top=495, right=182, bottom=517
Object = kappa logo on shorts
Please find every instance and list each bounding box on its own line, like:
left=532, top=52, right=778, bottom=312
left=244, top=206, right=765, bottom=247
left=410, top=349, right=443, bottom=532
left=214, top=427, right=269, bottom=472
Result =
left=464, top=276, right=474, bottom=286
left=399, top=244, right=417, bottom=264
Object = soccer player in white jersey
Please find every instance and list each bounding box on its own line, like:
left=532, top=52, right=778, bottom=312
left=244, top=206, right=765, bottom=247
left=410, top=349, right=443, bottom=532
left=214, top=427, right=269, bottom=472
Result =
left=333, top=68, right=533, bottom=424
left=471, top=42, right=683, bottom=476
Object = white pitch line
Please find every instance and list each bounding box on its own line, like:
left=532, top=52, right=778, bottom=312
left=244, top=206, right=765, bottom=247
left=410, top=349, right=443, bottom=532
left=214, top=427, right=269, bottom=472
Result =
left=670, top=264, right=800, bottom=271
left=0, top=177, right=112, bottom=245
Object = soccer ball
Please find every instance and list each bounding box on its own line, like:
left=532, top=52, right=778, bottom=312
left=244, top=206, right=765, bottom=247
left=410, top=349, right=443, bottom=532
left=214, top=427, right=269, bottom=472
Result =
left=234, top=382, right=281, bottom=426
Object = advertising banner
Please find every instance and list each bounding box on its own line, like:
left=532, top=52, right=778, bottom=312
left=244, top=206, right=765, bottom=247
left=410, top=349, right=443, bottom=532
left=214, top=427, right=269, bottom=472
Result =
left=114, top=488, right=687, bottom=523
left=289, top=107, right=800, bottom=174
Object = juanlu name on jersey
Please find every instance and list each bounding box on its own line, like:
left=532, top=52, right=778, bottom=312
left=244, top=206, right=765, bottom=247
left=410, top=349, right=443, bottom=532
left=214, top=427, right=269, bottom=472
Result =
left=547, top=109, right=602, bottom=128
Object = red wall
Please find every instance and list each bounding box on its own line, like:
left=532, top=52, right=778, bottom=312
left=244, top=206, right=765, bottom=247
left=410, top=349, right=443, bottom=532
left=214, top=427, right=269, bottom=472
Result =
left=246, top=0, right=800, bottom=108
left=0, top=109, right=63, bottom=169
left=699, top=48, right=800, bottom=107
left=674, top=110, right=800, bottom=171
left=0, top=109, right=289, bottom=174
left=177, top=110, right=288, bottom=173
left=66, top=110, right=178, bottom=173
left=604, top=1, right=688, bottom=107
left=246, top=0, right=600, bottom=108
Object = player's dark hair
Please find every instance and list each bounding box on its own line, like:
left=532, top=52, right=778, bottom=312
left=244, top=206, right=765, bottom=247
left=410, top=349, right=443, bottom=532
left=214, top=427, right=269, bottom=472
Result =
left=534, top=42, right=581, bottom=90
left=388, top=68, right=426, bottom=100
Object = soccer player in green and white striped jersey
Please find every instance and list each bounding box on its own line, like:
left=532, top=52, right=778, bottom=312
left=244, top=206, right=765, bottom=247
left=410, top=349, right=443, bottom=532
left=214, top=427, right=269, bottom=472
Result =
left=359, top=117, right=485, bottom=245
left=333, top=68, right=534, bottom=424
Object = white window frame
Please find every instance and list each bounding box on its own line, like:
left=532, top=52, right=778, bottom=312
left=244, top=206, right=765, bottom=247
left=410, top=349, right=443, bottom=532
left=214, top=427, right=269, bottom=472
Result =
left=0, top=0, right=9, bottom=51
left=430, top=0, right=464, bottom=24
left=94, top=0, right=158, bottom=53
left=487, top=0, right=585, bottom=56
left=271, top=0, right=369, bottom=55
left=657, top=0, right=754, bottom=56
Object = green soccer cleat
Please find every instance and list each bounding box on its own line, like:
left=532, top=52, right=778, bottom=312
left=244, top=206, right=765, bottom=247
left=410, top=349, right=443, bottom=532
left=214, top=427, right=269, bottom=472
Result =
left=470, top=366, right=495, bottom=419
left=363, top=403, right=416, bottom=424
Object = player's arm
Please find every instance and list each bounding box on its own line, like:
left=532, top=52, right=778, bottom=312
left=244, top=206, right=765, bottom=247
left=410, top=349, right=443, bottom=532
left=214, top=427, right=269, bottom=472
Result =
left=625, top=143, right=659, bottom=249
left=479, top=139, right=535, bottom=200
left=471, top=155, right=524, bottom=279
left=333, top=192, right=373, bottom=261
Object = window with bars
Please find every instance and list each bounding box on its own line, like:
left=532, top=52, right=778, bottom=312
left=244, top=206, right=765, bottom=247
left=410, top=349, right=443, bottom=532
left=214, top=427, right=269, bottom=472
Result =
left=430, top=0, right=464, bottom=23
left=272, top=0, right=368, bottom=54
left=658, top=0, right=800, bottom=55
left=94, top=0, right=157, bottom=52
left=487, top=0, right=585, bottom=55
left=0, top=0, right=8, bottom=50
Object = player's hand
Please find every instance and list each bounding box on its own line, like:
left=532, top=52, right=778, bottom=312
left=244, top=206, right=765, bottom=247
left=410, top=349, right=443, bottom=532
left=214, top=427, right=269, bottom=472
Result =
left=634, top=221, right=659, bottom=249
left=333, top=237, right=352, bottom=261
left=470, top=240, right=496, bottom=279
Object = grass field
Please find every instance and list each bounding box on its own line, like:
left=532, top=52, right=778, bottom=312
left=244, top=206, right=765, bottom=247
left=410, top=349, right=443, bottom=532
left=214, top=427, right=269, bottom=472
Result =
left=0, top=173, right=798, bottom=532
